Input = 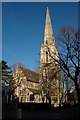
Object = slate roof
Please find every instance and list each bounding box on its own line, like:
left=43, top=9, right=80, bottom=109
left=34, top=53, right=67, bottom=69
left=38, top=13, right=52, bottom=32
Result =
left=16, top=65, right=39, bottom=83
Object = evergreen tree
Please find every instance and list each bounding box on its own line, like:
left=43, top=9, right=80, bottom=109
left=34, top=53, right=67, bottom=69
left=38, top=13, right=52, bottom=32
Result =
left=0, top=60, right=12, bottom=86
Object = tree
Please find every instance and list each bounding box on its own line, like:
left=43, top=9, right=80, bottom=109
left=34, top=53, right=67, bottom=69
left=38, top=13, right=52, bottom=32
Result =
left=7, top=63, right=25, bottom=101
left=0, top=60, right=24, bottom=103
left=72, top=88, right=78, bottom=104
left=39, top=58, right=62, bottom=104
left=10, top=63, right=25, bottom=74
left=46, top=26, right=80, bottom=105
left=0, top=60, right=13, bottom=103
left=0, top=60, right=12, bottom=86
left=7, top=74, right=22, bottom=103
left=7, top=65, right=23, bottom=103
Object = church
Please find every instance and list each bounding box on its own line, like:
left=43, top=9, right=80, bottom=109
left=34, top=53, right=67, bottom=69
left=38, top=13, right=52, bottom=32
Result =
left=13, top=7, right=62, bottom=107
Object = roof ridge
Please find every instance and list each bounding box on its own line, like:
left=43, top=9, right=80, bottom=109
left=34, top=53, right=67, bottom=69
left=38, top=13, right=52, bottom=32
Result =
left=19, top=65, right=39, bottom=75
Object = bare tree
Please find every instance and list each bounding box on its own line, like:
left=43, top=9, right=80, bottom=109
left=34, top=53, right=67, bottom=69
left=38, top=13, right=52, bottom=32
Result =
left=46, top=26, right=80, bottom=105
left=39, top=59, right=62, bottom=104
left=7, top=73, right=22, bottom=103
left=7, top=63, right=25, bottom=103
left=61, top=70, right=75, bottom=103
left=10, top=63, right=25, bottom=73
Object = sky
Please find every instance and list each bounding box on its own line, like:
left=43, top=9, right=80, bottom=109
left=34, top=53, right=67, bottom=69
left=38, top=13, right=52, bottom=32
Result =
left=2, top=2, right=78, bottom=72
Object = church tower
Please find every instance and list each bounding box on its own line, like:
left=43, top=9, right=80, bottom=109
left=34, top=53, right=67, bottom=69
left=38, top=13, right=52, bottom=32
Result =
left=39, top=7, right=62, bottom=106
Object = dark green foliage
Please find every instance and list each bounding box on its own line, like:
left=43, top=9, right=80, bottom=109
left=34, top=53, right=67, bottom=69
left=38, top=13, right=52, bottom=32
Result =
left=0, top=60, right=12, bottom=86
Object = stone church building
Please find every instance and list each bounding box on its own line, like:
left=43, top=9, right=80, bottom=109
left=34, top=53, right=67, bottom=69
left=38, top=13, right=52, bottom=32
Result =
left=13, top=7, right=62, bottom=107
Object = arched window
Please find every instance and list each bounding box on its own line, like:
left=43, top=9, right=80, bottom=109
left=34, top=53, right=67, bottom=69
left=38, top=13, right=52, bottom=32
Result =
left=45, top=68, right=47, bottom=80
left=46, top=51, right=48, bottom=62
left=46, top=40, right=47, bottom=44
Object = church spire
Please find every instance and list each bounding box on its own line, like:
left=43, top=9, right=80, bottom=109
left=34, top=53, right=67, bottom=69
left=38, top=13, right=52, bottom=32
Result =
left=39, top=6, right=61, bottom=106
left=44, top=6, right=54, bottom=44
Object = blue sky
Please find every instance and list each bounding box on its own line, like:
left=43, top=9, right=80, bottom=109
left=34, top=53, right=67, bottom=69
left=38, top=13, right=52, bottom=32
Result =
left=2, top=2, right=78, bottom=72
